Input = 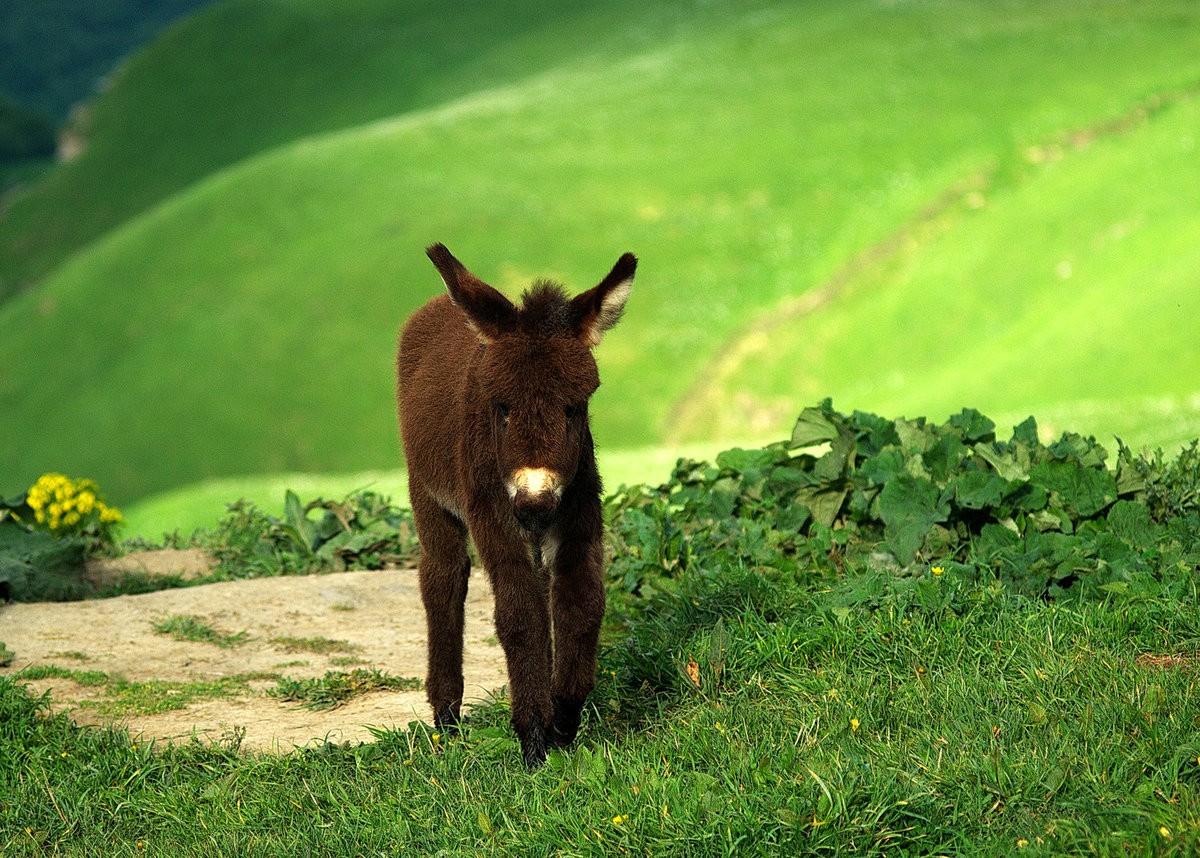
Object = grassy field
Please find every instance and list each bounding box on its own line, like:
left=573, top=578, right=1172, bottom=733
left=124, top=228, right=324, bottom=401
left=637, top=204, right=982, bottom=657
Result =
left=682, top=91, right=1200, bottom=446
left=5, top=543, right=1200, bottom=855
left=6, top=403, right=1200, bottom=854
left=3, top=0, right=1200, bottom=504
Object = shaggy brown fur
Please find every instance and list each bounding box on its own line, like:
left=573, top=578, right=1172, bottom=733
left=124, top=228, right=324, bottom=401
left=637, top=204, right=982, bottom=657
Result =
left=397, top=243, right=635, bottom=767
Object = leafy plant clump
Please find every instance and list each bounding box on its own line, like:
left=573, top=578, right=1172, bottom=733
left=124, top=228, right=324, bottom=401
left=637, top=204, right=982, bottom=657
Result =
left=206, top=489, right=419, bottom=579
left=0, top=473, right=124, bottom=602
left=605, top=400, right=1200, bottom=605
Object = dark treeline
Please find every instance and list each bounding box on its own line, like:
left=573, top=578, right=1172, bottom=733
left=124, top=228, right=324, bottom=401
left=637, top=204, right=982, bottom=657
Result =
left=0, top=0, right=219, bottom=127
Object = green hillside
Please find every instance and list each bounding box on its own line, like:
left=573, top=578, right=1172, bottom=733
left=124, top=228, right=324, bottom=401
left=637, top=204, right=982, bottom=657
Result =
left=0, top=0, right=675, bottom=296
left=676, top=91, right=1200, bottom=448
left=3, top=0, right=1200, bottom=503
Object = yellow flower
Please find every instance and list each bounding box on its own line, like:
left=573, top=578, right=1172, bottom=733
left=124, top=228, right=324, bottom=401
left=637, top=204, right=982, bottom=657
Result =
left=1017, top=839, right=1029, bottom=848
left=1159, top=826, right=1172, bottom=840
left=612, top=815, right=628, bottom=826
left=24, top=473, right=122, bottom=538
left=931, top=566, right=945, bottom=576
left=850, top=718, right=860, bottom=732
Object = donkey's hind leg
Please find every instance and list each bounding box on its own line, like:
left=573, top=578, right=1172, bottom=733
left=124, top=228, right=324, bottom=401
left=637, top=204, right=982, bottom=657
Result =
left=411, top=491, right=471, bottom=730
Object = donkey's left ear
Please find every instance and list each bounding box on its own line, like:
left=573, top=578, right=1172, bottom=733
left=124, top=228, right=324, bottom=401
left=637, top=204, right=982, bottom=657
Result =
left=571, top=252, right=636, bottom=347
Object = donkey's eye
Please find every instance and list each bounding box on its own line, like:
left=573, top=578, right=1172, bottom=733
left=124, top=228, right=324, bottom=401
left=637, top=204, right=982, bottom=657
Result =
left=496, top=402, right=510, bottom=420
left=565, top=404, right=583, bottom=420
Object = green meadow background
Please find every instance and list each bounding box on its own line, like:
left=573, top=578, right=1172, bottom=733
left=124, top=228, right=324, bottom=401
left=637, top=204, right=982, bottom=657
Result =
left=2, top=0, right=1199, bottom=537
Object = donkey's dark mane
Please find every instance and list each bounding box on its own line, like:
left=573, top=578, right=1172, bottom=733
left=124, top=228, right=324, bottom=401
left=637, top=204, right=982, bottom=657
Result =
left=518, top=280, right=574, bottom=335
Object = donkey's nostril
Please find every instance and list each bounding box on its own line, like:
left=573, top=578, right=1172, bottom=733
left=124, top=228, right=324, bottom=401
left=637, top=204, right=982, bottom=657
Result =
left=513, top=492, right=559, bottom=532
left=507, top=468, right=563, bottom=532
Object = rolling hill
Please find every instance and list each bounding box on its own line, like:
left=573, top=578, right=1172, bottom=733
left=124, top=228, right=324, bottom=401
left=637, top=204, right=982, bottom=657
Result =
left=3, top=0, right=1200, bottom=504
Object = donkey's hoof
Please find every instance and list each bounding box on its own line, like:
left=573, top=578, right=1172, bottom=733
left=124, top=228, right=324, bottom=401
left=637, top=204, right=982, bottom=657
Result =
left=518, top=723, right=549, bottom=768
left=432, top=706, right=462, bottom=733
left=550, top=708, right=582, bottom=749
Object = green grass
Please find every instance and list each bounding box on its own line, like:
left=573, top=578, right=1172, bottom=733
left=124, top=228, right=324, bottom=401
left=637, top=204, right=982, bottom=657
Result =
left=4, top=407, right=1200, bottom=853
left=269, top=636, right=361, bottom=656
left=4, top=1, right=1200, bottom=503
left=12, top=665, right=252, bottom=717
left=4, top=564, right=1199, bottom=854
left=270, top=668, right=421, bottom=711
left=152, top=615, right=250, bottom=649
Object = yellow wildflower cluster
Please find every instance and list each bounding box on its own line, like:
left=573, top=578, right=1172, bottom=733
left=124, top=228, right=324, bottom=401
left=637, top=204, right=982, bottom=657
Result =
left=25, top=473, right=123, bottom=536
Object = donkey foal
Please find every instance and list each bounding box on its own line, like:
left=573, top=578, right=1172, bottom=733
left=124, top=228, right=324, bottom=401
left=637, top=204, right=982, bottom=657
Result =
left=397, top=243, right=635, bottom=767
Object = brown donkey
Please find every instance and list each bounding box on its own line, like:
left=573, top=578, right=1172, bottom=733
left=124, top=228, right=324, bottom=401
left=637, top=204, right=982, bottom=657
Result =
left=397, top=243, right=635, bottom=767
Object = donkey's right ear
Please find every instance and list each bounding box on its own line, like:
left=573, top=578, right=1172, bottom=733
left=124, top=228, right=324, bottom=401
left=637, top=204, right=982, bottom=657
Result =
left=426, top=243, right=517, bottom=343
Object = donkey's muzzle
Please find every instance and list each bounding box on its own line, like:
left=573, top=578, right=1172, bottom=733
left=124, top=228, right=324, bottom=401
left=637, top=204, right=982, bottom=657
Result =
left=507, top=468, right=563, bottom=532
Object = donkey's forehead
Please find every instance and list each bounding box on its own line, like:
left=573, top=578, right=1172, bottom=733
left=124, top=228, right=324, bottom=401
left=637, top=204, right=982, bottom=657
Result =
left=483, top=334, right=600, bottom=396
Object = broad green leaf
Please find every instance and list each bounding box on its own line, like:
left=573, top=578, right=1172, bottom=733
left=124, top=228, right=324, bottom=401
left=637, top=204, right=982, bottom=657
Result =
left=1029, top=509, right=1070, bottom=533
left=1114, top=444, right=1148, bottom=496
left=951, top=470, right=1008, bottom=510
left=858, top=449, right=905, bottom=486
left=878, top=474, right=950, bottom=563
left=948, top=408, right=996, bottom=443
left=894, top=418, right=934, bottom=455
left=973, top=443, right=1029, bottom=481
left=1106, top=500, right=1159, bottom=550
left=923, top=433, right=968, bottom=483
left=716, top=447, right=779, bottom=475
left=1047, top=433, right=1109, bottom=469
left=776, top=502, right=812, bottom=533
left=850, top=409, right=900, bottom=457
left=795, top=484, right=849, bottom=528
left=790, top=402, right=840, bottom=448
left=813, top=435, right=855, bottom=482
left=283, top=489, right=316, bottom=550
left=1011, top=416, right=1039, bottom=447
left=1029, top=459, right=1117, bottom=518
left=1003, top=481, right=1049, bottom=515
left=0, top=521, right=89, bottom=601
left=973, top=523, right=1021, bottom=563
left=903, top=453, right=932, bottom=481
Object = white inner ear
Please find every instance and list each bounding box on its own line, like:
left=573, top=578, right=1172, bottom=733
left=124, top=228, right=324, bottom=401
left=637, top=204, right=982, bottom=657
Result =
left=584, top=277, right=632, bottom=347
left=461, top=316, right=493, bottom=345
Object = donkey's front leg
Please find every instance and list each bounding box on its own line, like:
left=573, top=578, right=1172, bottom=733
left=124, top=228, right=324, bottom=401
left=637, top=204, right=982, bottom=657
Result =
left=412, top=493, right=471, bottom=731
left=476, top=529, right=554, bottom=767
left=547, top=526, right=606, bottom=749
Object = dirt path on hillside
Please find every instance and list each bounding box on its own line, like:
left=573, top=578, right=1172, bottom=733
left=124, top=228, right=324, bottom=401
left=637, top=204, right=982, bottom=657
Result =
left=665, top=84, right=1200, bottom=442
left=0, top=558, right=508, bottom=752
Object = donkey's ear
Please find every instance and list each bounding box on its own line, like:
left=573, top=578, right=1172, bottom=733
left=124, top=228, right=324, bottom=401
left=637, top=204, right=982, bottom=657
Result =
left=426, top=243, right=517, bottom=343
left=570, top=252, right=636, bottom=347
